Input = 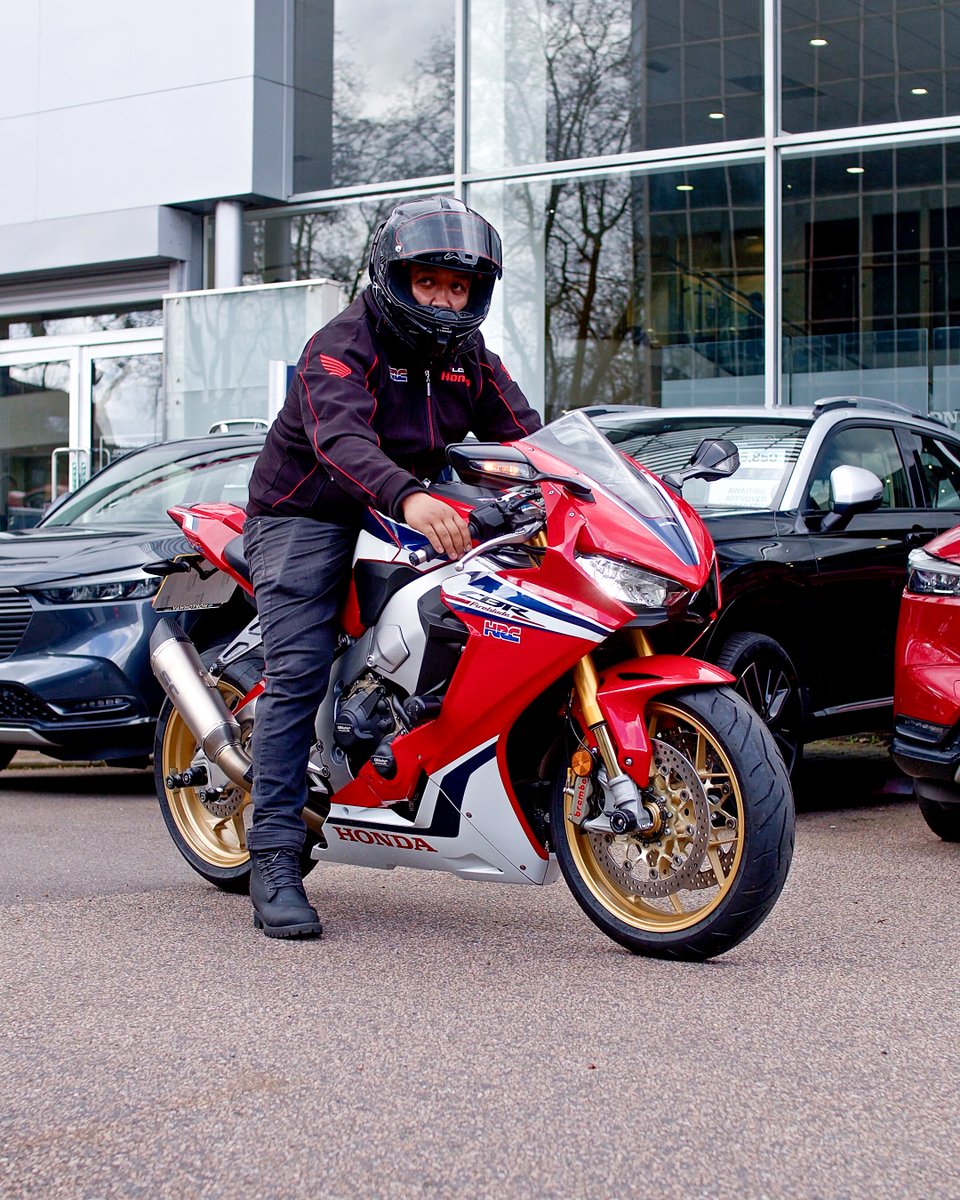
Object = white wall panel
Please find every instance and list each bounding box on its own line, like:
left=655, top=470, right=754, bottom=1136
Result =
left=0, top=1, right=40, bottom=119
left=35, top=81, right=261, bottom=219
left=37, top=0, right=257, bottom=110
left=0, top=116, right=39, bottom=225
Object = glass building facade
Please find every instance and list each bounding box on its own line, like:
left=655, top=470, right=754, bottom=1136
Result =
left=244, top=0, right=960, bottom=425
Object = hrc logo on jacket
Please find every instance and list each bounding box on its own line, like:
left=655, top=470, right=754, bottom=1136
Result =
left=389, top=366, right=408, bottom=383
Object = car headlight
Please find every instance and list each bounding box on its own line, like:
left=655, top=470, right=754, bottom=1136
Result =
left=906, top=548, right=960, bottom=596
left=32, top=576, right=161, bottom=603
left=576, top=553, right=685, bottom=609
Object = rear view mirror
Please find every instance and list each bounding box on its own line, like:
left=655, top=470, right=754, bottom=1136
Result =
left=662, top=438, right=740, bottom=491
left=820, top=465, right=884, bottom=531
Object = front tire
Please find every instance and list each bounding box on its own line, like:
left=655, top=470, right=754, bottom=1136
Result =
left=716, top=631, right=803, bottom=777
left=154, top=647, right=317, bottom=892
left=917, top=791, right=960, bottom=842
left=552, top=686, right=795, bottom=961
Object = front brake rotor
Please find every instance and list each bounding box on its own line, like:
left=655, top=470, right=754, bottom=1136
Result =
left=586, top=738, right=710, bottom=897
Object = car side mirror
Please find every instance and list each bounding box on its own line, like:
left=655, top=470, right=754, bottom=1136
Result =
left=820, top=465, right=884, bottom=531
left=662, top=438, right=740, bottom=491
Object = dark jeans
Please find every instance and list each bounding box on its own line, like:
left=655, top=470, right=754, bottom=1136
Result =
left=243, top=514, right=356, bottom=852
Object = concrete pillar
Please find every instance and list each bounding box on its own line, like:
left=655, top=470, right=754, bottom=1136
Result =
left=214, top=200, right=244, bottom=288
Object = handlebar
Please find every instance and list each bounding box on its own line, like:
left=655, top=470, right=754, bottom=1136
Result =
left=407, top=490, right=544, bottom=567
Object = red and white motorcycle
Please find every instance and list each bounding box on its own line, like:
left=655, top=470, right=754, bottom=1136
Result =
left=149, top=411, right=794, bottom=960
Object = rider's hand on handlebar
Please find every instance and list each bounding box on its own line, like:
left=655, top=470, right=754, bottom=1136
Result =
left=401, top=492, right=472, bottom=560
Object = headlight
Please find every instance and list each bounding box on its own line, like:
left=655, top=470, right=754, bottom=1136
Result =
left=33, top=576, right=161, bottom=604
left=906, top=548, right=960, bottom=597
left=576, top=553, right=685, bottom=609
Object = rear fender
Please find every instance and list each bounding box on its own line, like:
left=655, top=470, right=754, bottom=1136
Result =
left=594, top=655, right=736, bottom=786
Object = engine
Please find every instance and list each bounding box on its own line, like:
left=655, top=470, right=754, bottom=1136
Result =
left=332, top=671, right=409, bottom=778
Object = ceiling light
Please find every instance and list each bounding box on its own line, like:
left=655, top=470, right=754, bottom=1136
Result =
left=911, top=87, right=929, bottom=95
left=708, top=112, right=725, bottom=119
left=809, top=37, right=828, bottom=46
left=676, top=184, right=694, bottom=192
left=846, top=166, right=865, bottom=175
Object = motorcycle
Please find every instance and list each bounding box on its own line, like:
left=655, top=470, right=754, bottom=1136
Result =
left=148, top=410, right=794, bottom=961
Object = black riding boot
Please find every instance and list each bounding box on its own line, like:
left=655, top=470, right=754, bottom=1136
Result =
left=249, top=849, right=323, bottom=939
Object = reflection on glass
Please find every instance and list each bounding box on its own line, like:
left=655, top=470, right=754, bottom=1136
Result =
left=474, top=162, right=764, bottom=421
left=0, top=361, right=70, bottom=531
left=244, top=194, right=448, bottom=293
left=1, top=311, right=162, bottom=340
left=91, top=355, right=164, bottom=469
left=293, top=0, right=455, bottom=193
left=781, top=1, right=960, bottom=133
left=782, top=144, right=960, bottom=418
left=468, top=0, right=762, bottom=174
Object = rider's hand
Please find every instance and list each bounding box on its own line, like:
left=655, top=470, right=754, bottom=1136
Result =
left=401, top=492, right=472, bottom=560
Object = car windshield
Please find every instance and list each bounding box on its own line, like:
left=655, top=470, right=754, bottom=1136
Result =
left=596, top=414, right=810, bottom=511
left=522, top=410, right=683, bottom=523
left=40, top=441, right=260, bottom=529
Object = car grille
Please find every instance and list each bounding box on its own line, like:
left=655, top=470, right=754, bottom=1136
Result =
left=0, top=590, right=32, bottom=660
left=0, top=684, right=52, bottom=722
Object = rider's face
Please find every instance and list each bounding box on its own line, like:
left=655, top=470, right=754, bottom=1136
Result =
left=409, top=264, right=472, bottom=312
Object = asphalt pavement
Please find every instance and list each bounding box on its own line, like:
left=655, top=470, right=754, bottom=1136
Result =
left=1, top=744, right=959, bottom=1200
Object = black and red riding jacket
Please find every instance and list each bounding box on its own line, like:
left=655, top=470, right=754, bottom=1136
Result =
left=247, top=289, right=542, bottom=525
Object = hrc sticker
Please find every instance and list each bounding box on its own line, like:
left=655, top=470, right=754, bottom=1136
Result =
left=483, top=619, right=521, bottom=643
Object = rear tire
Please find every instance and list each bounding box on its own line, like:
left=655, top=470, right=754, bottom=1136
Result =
left=154, top=647, right=318, bottom=892
left=551, top=686, right=795, bottom=961
left=716, top=631, right=803, bottom=777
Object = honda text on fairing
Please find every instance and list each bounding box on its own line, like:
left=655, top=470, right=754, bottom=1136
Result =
left=147, top=412, right=794, bottom=961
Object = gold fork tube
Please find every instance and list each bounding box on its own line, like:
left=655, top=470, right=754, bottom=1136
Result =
left=573, top=654, right=621, bottom=779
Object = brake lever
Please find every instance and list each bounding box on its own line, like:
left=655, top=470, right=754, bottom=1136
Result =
left=454, top=521, right=545, bottom=573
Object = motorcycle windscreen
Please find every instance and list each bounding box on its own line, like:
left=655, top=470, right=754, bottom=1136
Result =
left=522, top=410, right=700, bottom=566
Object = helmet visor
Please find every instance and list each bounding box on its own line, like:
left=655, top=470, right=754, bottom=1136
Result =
left=393, top=211, right=502, bottom=276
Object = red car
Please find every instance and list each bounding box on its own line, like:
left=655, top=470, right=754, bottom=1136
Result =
left=893, top=525, right=960, bottom=840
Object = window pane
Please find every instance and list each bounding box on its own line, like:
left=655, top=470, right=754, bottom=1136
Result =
left=244, top=194, right=444, bottom=297
left=781, top=1, right=960, bottom=134
left=906, top=431, right=960, bottom=507
left=468, top=0, right=762, bottom=174
left=471, top=161, right=765, bottom=422
left=782, top=143, right=960, bottom=419
left=293, top=0, right=455, bottom=192
left=807, top=426, right=910, bottom=509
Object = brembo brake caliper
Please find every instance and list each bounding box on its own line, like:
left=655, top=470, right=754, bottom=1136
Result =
left=569, top=653, right=656, bottom=834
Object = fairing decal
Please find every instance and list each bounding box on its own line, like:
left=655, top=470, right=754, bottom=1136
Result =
left=443, top=570, right=612, bottom=642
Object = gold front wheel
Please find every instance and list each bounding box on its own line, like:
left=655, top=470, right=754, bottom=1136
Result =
left=552, top=686, right=794, bottom=961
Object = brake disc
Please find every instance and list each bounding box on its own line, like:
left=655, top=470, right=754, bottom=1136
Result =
left=586, top=738, right=711, bottom=898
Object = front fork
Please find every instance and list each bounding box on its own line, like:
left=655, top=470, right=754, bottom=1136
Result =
left=569, top=631, right=658, bottom=834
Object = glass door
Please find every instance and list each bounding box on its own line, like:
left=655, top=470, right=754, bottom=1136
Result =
left=0, top=331, right=163, bottom=529
left=0, top=348, right=75, bottom=530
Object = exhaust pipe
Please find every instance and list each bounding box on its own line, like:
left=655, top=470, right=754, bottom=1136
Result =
left=150, top=618, right=253, bottom=789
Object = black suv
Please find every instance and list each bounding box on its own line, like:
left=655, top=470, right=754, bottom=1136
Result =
left=592, top=398, right=960, bottom=774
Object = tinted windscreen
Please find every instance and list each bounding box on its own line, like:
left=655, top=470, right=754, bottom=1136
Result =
left=42, top=443, right=260, bottom=529
left=598, top=417, right=809, bottom=511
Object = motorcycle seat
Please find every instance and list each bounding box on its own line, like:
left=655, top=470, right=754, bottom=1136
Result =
left=223, top=536, right=251, bottom=585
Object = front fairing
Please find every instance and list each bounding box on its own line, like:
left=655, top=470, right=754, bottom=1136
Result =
left=519, top=412, right=715, bottom=594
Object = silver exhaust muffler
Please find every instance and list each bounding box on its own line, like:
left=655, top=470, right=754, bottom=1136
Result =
left=150, top=618, right=253, bottom=789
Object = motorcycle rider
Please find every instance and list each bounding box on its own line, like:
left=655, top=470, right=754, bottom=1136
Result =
left=242, top=196, right=542, bottom=939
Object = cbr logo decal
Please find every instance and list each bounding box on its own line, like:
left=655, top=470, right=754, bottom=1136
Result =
left=389, top=366, right=408, bottom=383
left=333, top=826, right=437, bottom=852
left=483, top=619, right=521, bottom=643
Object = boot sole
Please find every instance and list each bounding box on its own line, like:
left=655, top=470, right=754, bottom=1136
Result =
left=253, top=912, right=323, bottom=939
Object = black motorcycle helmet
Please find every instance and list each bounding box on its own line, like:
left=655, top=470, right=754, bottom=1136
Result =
left=368, top=196, right=503, bottom=357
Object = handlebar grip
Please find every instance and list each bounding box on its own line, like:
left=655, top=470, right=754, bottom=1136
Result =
left=408, top=514, right=481, bottom=567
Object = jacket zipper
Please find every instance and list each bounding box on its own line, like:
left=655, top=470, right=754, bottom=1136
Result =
left=424, top=369, right=436, bottom=451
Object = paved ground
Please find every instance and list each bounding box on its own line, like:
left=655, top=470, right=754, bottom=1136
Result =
left=1, top=745, right=959, bottom=1200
